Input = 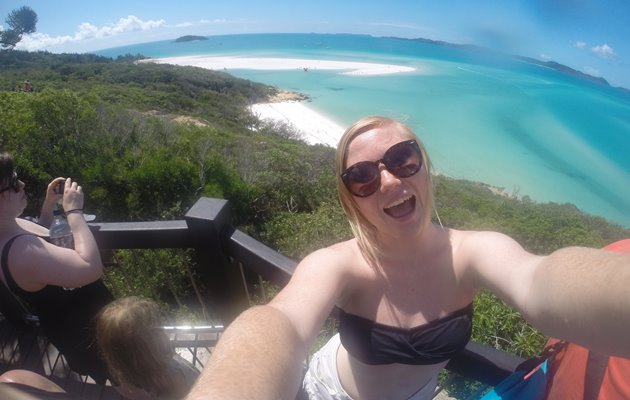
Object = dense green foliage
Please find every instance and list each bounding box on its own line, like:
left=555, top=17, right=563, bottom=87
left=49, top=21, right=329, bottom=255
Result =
left=434, top=177, right=626, bottom=254
left=2, top=50, right=628, bottom=356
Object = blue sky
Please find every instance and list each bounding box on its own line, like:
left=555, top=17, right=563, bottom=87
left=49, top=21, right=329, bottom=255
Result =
left=2, top=0, right=630, bottom=89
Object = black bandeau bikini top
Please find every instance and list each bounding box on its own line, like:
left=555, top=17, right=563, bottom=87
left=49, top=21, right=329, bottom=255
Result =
left=337, top=303, right=473, bottom=365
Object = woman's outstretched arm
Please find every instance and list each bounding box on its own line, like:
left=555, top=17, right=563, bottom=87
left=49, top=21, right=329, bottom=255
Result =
left=187, top=306, right=304, bottom=400
left=187, top=244, right=352, bottom=400
left=461, top=231, right=630, bottom=357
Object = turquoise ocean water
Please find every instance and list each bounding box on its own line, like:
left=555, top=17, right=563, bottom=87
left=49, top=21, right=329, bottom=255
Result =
left=96, top=33, right=630, bottom=228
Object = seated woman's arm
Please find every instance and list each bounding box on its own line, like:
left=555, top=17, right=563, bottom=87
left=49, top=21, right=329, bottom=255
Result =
left=15, top=218, right=48, bottom=236
left=9, top=235, right=103, bottom=290
left=10, top=179, right=103, bottom=290
left=0, top=370, right=65, bottom=393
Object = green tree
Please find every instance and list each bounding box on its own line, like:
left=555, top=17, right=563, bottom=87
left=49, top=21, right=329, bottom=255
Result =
left=1, top=6, right=37, bottom=49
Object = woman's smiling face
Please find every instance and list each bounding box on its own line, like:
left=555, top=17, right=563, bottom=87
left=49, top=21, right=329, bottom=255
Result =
left=345, top=124, right=429, bottom=239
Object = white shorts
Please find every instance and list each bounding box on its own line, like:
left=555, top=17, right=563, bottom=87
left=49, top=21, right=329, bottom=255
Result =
left=303, top=333, right=352, bottom=400
left=302, top=333, right=438, bottom=400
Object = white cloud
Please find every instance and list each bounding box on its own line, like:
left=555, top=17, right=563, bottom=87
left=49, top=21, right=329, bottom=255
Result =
left=15, top=15, right=165, bottom=51
left=540, top=53, right=552, bottom=61
left=573, top=41, right=587, bottom=49
left=17, top=33, right=75, bottom=50
left=175, top=22, right=194, bottom=28
left=85, top=15, right=165, bottom=38
left=173, top=19, right=228, bottom=28
left=198, top=19, right=229, bottom=24
left=590, top=43, right=616, bottom=59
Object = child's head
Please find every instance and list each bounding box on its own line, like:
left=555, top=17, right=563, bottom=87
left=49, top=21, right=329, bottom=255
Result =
left=96, top=296, right=175, bottom=396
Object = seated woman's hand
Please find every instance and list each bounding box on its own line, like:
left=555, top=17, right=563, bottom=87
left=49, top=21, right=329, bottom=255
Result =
left=61, top=178, right=84, bottom=213
left=44, top=177, right=65, bottom=206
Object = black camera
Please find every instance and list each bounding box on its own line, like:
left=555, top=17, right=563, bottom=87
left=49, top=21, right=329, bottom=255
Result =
left=55, top=181, right=65, bottom=195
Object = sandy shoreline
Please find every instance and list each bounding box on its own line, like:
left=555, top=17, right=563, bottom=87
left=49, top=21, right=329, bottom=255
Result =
left=145, top=55, right=381, bottom=147
left=250, top=102, right=345, bottom=148
left=142, top=55, right=417, bottom=76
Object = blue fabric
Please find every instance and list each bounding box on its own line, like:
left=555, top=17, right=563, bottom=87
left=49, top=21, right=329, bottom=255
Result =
left=480, top=360, right=548, bottom=400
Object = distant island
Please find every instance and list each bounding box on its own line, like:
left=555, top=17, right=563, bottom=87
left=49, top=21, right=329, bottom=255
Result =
left=175, top=35, right=208, bottom=43
left=515, top=57, right=609, bottom=86
left=408, top=37, right=614, bottom=89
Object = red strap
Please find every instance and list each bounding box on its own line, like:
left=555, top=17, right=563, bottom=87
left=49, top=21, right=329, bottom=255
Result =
left=602, top=239, right=630, bottom=253
left=583, top=239, right=630, bottom=399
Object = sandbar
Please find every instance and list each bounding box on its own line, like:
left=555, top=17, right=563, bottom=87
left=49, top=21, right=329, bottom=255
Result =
left=142, top=55, right=417, bottom=76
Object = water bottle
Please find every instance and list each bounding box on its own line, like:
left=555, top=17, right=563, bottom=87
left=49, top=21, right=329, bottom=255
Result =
left=49, top=208, right=74, bottom=249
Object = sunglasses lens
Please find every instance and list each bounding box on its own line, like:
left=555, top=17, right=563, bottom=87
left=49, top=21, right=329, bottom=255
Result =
left=341, top=140, right=423, bottom=197
left=343, top=162, right=380, bottom=197
left=384, top=141, right=422, bottom=178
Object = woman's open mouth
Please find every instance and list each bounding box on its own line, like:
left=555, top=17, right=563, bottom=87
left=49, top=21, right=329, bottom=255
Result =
left=383, top=194, right=416, bottom=218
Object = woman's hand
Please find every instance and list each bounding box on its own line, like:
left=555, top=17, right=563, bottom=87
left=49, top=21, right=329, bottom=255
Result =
left=44, top=177, right=65, bottom=205
left=61, top=178, right=84, bottom=213
left=38, top=177, right=66, bottom=227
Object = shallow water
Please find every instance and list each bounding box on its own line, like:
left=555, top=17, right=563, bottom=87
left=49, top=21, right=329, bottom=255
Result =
left=97, top=33, right=630, bottom=227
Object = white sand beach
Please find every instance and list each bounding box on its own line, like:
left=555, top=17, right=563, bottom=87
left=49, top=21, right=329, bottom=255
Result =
left=250, top=102, right=345, bottom=148
left=146, top=55, right=418, bottom=147
left=143, top=55, right=417, bottom=76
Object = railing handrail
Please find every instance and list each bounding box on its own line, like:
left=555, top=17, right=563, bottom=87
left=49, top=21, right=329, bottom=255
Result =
left=90, top=220, right=191, bottom=249
left=227, top=229, right=296, bottom=285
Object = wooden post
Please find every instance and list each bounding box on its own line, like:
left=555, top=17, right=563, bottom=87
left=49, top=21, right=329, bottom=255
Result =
left=185, top=197, right=249, bottom=325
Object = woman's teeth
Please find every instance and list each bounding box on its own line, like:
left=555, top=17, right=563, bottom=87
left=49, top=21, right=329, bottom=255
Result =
left=385, top=194, right=413, bottom=210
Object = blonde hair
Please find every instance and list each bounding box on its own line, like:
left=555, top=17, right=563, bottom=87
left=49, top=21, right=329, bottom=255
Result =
left=96, top=296, right=181, bottom=398
left=336, top=116, right=435, bottom=268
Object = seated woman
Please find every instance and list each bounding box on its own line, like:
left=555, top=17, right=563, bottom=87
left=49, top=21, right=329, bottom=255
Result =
left=0, top=151, right=113, bottom=384
left=96, top=296, right=199, bottom=400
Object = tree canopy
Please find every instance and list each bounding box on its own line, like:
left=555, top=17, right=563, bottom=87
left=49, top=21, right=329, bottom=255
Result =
left=1, top=6, right=38, bottom=49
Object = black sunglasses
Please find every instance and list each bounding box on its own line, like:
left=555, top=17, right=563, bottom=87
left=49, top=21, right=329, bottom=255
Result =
left=341, top=140, right=423, bottom=197
left=0, top=172, right=19, bottom=194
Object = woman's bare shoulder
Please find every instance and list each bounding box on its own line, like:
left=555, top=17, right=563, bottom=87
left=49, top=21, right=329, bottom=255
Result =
left=16, top=218, right=49, bottom=236
left=291, top=239, right=366, bottom=295
left=4, top=232, right=48, bottom=256
left=451, top=229, right=522, bottom=254
left=302, top=238, right=359, bottom=267
left=446, top=227, right=476, bottom=243
left=448, top=228, right=516, bottom=256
